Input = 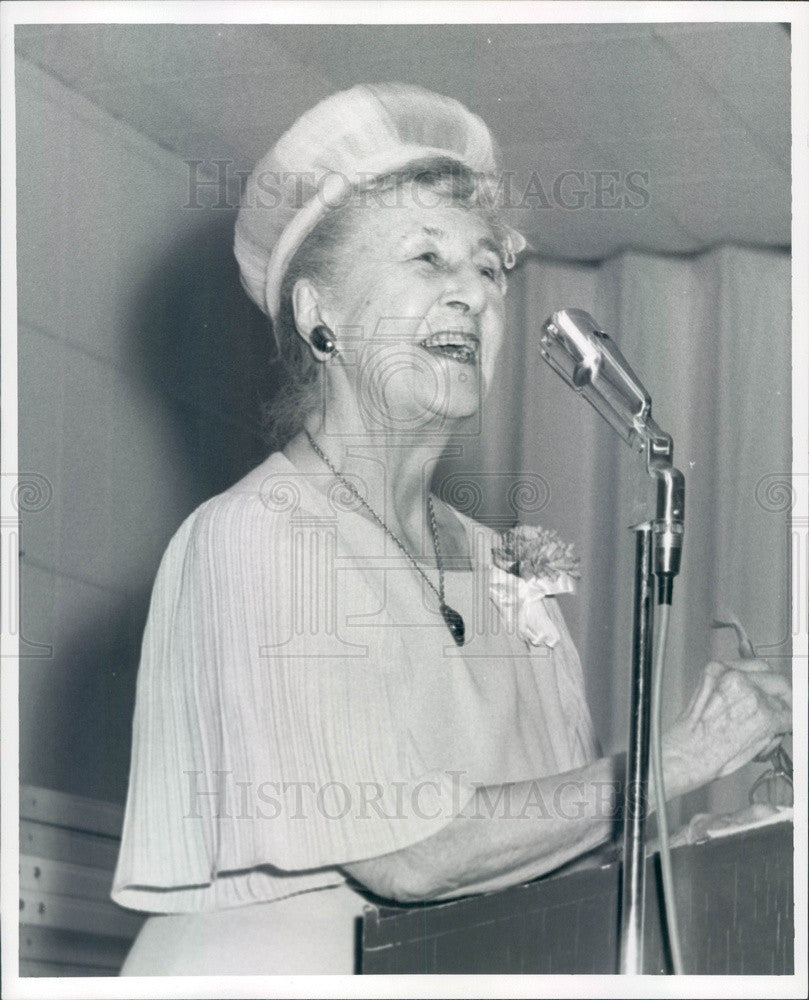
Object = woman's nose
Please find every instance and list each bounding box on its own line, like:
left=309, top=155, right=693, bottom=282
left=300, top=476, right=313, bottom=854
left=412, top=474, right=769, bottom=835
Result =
left=441, top=263, right=488, bottom=315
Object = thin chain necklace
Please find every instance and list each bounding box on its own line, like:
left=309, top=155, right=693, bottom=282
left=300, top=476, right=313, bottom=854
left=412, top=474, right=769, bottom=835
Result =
left=304, top=430, right=465, bottom=646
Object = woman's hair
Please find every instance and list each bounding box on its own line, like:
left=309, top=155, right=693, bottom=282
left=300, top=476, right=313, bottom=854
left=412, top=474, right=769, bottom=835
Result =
left=261, top=157, right=519, bottom=448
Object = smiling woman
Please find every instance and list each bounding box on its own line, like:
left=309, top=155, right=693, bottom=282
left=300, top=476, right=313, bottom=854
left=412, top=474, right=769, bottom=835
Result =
left=110, top=83, right=792, bottom=975
left=289, top=185, right=509, bottom=431
left=262, top=155, right=520, bottom=446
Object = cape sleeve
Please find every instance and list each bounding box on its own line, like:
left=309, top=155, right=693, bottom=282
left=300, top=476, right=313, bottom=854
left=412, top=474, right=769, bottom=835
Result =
left=111, top=492, right=476, bottom=911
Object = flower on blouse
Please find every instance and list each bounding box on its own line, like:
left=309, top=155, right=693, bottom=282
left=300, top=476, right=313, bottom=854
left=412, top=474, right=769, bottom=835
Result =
left=489, top=526, right=580, bottom=647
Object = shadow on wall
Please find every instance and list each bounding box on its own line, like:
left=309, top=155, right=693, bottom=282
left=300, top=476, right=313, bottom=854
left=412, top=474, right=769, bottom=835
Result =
left=21, top=210, right=281, bottom=804
left=128, top=209, right=282, bottom=500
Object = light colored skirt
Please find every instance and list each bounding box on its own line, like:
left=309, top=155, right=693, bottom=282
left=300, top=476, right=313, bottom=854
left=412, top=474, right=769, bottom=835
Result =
left=119, top=884, right=369, bottom=975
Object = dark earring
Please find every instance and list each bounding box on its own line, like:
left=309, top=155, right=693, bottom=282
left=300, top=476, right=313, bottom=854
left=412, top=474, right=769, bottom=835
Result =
left=311, top=325, right=337, bottom=355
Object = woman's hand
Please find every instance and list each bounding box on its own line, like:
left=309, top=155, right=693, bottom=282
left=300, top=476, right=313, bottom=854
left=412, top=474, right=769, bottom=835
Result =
left=660, top=659, right=792, bottom=799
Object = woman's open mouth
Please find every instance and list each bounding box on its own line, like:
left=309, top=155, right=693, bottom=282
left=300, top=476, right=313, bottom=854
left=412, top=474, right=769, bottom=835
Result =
left=419, top=332, right=480, bottom=365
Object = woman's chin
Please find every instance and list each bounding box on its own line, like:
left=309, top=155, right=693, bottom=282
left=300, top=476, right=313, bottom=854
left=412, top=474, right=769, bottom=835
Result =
left=362, top=374, right=480, bottom=430
left=429, top=365, right=484, bottom=417
left=364, top=395, right=478, bottom=432
left=418, top=380, right=482, bottom=423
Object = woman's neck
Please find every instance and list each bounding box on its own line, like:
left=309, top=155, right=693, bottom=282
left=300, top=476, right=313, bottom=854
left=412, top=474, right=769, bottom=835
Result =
left=284, top=412, right=460, bottom=558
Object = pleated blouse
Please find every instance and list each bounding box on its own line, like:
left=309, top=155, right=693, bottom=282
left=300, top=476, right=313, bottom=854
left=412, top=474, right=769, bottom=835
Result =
left=111, top=451, right=598, bottom=913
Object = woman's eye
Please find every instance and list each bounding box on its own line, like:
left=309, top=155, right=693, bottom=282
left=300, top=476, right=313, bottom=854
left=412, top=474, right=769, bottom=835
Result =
left=479, top=263, right=503, bottom=282
left=416, top=251, right=440, bottom=266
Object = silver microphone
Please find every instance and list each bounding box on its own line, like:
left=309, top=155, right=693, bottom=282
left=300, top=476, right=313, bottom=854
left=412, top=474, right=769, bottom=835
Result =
left=539, top=308, right=663, bottom=450
left=540, top=308, right=685, bottom=598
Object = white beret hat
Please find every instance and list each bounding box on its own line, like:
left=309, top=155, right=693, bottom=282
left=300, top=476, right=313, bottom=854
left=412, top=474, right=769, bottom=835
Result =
left=233, top=82, right=514, bottom=325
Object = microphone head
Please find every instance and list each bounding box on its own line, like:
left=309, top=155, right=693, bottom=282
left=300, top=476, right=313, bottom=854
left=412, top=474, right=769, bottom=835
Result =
left=540, top=309, right=652, bottom=450
left=540, top=308, right=685, bottom=590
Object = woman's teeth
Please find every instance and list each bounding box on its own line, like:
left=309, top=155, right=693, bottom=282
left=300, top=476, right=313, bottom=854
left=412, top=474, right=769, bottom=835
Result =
left=429, top=344, right=476, bottom=363
left=419, top=338, right=478, bottom=364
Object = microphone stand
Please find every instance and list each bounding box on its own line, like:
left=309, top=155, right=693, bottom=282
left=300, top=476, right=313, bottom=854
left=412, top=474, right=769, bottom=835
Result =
left=619, top=430, right=684, bottom=975
left=539, top=310, right=685, bottom=974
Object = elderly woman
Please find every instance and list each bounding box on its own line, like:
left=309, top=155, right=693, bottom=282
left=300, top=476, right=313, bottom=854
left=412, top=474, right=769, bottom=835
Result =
left=112, top=84, right=791, bottom=975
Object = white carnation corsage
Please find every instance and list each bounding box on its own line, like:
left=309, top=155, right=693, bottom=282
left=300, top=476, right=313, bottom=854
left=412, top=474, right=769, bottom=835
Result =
left=489, top=525, right=581, bottom=648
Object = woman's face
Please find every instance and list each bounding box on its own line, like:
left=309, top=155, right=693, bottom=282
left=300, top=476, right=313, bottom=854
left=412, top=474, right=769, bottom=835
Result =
left=321, top=185, right=508, bottom=431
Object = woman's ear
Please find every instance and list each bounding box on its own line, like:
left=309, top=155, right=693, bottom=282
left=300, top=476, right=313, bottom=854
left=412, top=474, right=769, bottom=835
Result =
left=293, top=279, right=341, bottom=361
left=291, top=278, right=327, bottom=343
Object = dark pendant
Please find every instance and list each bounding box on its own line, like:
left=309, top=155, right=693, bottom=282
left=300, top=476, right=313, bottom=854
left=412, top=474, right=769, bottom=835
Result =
left=440, top=602, right=465, bottom=646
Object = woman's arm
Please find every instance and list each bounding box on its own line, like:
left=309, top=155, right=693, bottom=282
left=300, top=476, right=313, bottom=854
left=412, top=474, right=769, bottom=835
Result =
left=343, top=658, right=791, bottom=903
left=344, top=752, right=625, bottom=903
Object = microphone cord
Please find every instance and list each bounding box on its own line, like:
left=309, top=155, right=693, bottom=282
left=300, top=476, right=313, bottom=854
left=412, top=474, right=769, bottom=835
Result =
left=650, top=599, right=685, bottom=974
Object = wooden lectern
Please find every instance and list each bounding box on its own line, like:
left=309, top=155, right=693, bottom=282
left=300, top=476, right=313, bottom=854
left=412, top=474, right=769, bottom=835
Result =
left=361, top=822, right=793, bottom=975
